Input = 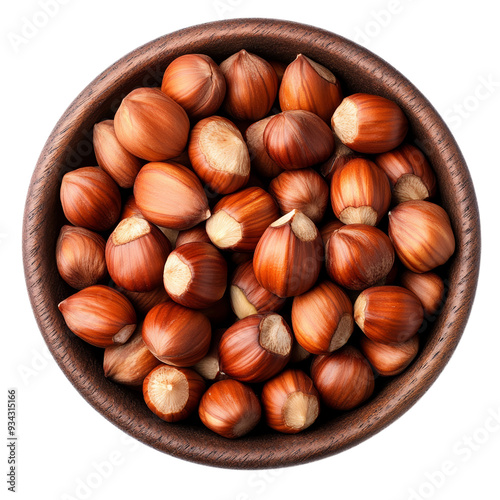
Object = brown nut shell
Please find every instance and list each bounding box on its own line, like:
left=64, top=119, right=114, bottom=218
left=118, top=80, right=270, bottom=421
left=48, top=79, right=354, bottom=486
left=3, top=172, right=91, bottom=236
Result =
left=220, top=49, right=278, bottom=121
left=163, top=242, right=227, bottom=309
left=354, top=285, right=424, bottom=344
left=58, top=285, right=137, bottom=348
left=263, top=110, right=335, bottom=170
left=106, top=216, right=171, bottom=292
left=198, top=379, right=261, bottom=438
left=400, top=270, right=445, bottom=317
left=218, top=313, right=293, bottom=383
left=330, top=158, right=391, bottom=226
left=142, top=302, right=211, bottom=366
left=253, top=209, right=324, bottom=298
left=134, top=162, right=210, bottom=230
left=93, top=120, right=142, bottom=188
left=292, top=280, right=354, bottom=354
left=388, top=200, right=455, bottom=273
left=161, top=54, right=226, bottom=120
left=279, top=54, right=342, bottom=122
left=143, top=365, right=205, bottom=422
left=56, top=225, right=107, bottom=290
left=114, top=87, right=190, bottom=161
left=206, top=186, right=280, bottom=252
left=261, top=369, right=320, bottom=434
left=311, top=346, right=375, bottom=410
left=60, top=167, right=121, bottom=231
left=332, top=93, right=408, bottom=153
left=326, top=224, right=395, bottom=290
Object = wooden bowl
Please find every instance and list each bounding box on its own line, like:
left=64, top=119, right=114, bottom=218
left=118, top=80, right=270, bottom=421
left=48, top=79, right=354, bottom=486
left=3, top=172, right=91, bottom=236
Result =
left=23, top=19, right=480, bottom=468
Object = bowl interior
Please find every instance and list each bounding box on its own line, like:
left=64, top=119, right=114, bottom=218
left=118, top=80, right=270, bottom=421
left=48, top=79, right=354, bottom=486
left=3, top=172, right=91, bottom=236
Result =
left=22, top=18, right=480, bottom=468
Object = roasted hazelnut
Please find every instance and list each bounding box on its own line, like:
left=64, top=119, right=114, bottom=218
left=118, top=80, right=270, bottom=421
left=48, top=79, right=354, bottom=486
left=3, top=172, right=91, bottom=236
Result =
left=56, top=225, right=107, bottom=290
left=60, top=167, right=121, bottom=231
left=93, top=119, right=142, bottom=188
left=330, top=158, right=391, bottom=226
left=230, top=260, right=286, bottom=319
left=58, top=285, right=137, bottom=348
left=106, top=216, right=171, bottom=292
left=253, top=209, right=324, bottom=298
left=206, top=186, right=280, bottom=252
left=375, top=143, right=436, bottom=203
left=354, top=286, right=423, bottom=344
left=326, top=224, right=395, bottom=290
left=261, top=369, right=320, bottom=434
left=188, top=116, right=251, bottom=194
left=332, top=93, right=408, bottom=153
left=198, top=379, right=261, bottom=438
left=220, top=49, right=278, bottom=121
left=143, top=365, right=205, bottom=422
left=360, top=334, right=419, bottom=376
left=114, top=87, right=190, bottom=161
left=142, top=302, right=211, bottom=366
left=103, top=323, right=162, bottom=387
left=134, top=161, right=210, bottom=230
left=311, top=346, right=375, bottom=410
left=263, top=110, right=335, bottom=170
left=388, top=200, right=455, bottom=273
left=269, top=169, right=329, bottom=224
left=291, top=280, right=354, bottom=354
left=218, top=313, right=293, bottom=383
left=163, top=242, right=227, bottom=309
left=279, top=54, right=342, bottom=122
left=161, top=54, right=226, bottom=120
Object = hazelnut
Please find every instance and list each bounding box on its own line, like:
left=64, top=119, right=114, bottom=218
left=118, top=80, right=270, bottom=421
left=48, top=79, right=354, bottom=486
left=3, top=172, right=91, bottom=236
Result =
left=161, top=54, right=226, bottom=120
left=218, top=313, right=293, bottom=383
left=261, top=369, right=320, bottom=434
left=253, top=209, right=324, bottom=298
left=198, top=379, right=262, bottom=438
left=114, top=87, right=190, bottom=161
left=58, top=285, right=137, bottom=348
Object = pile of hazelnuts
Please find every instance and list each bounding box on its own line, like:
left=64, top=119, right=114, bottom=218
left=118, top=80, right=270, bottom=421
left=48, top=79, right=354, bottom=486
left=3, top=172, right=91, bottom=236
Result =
left=56, top=50, right=455, bottom=438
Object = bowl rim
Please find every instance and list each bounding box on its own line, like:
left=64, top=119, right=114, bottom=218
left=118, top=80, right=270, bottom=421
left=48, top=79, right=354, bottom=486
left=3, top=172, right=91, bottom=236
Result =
left=22, top=18, right=481, bottom=469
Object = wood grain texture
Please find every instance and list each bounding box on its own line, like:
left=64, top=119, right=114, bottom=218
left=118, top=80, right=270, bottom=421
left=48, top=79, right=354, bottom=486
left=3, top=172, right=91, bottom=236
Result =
left=22, top=19, right=480, bottom=468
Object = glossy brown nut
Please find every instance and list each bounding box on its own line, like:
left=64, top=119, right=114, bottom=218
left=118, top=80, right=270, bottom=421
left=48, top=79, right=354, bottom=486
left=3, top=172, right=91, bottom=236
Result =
left=142, top=302, right=211, bottom=366
left=330, top=158, right=391, bottom=226
left=58, top=285, right=137, bottom=348
left=354, top=286, right=424, bottom=344
left=268, top=169, right=329, bottom=224
left=253, top=209, right=324, bottom=298
left=134, top=162, right=210, bottom=230
left=263, top=110, right=335, bottom=170
left=261, top=369, right=320, bottom=434
left=106, top=216, right=171, bottom=292
left=93, top=119, right=143, bottom=188
left=326, top=224, right=395, bottom=290
left=60, top=167, right=121, bottom=231
left=311, top=346, right=375, bottom=411
left=143, top=365, right=205, bottom=422
left=114, top=87, right=190, bottom=161
left=206, top=186, right=280, bottom=252
left=292, top=280, right=354, bottom=355
left=400, top=270, right=445, bottom=317
left=198, top=379, right=261, bottom=439
left=161, top=54, right=226, bottom=120
left=218, top=313, right=293, bottom=383
left=56, top=225, right=107, bottom=290
left=163, top=242, right=227, bottom=309
left=332, top=93, right=408, bottom=153
left=388, top=200, right=456, bottom=273
left=220, top=49, right=278, bottom=121
left=279, top=54, right=342, bottom=122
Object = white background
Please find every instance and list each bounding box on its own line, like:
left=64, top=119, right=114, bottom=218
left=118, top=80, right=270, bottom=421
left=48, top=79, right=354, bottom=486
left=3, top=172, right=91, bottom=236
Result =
left=2, top=1, right=499, bottom=499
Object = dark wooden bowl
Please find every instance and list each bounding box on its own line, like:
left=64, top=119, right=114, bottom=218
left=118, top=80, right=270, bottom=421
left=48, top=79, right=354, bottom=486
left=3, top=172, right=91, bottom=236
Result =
left=23, top=19, right=480, bottom=468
